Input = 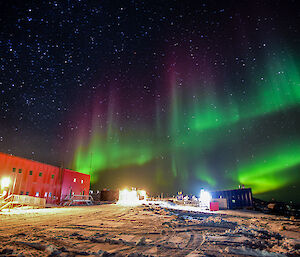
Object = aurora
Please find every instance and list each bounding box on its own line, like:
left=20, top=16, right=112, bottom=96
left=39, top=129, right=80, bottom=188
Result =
left=236, top=141, right=300, bottom=194
left=1, top=1, right=299, bottom=204
left=71, top=53, right=300, bottom=203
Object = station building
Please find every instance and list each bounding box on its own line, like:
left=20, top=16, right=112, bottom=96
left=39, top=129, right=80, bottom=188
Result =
left=0, top=152, right=90, bottom=204
left=211, top=188, right=253, bottom=209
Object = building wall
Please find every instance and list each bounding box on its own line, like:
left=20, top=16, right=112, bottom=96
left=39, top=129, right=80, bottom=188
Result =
left=0, top=152, right=62, bottom=204
left=60, top=168, right=90, bottom=200
left=0, top=153, right=90, bottom=204
left=211, top=188, right=253, bottom=209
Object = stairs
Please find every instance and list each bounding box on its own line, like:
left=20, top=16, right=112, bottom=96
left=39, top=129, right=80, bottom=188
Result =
left=62, top=195, right=94, bottom=206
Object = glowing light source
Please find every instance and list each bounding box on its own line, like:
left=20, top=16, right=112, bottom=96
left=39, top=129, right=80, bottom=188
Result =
left=117, top=188, right=148, bottom=206
left=199, top=189, right=211, bottom=209
left=1, top=177, right=11, bottom=189
left=117, top=188, right=139, bottom=206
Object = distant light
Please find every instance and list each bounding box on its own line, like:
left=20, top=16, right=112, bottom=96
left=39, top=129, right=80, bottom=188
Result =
left=117, top=188, right=148, bottom=206
left=117, top=188, right=139, bottom=206
left=199, top=189, right=212, bottom=208
left=1, top=177, right=11, bottom=189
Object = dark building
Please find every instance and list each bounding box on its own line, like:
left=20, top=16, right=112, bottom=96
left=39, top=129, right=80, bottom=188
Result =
left=100, top=189, right=119, bottom=201
left=211, top=188, right=253, bottom=209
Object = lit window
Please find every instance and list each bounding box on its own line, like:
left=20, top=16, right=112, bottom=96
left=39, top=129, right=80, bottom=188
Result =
left=81, top=180, right=83, bottom=184
left=73, top=178, right=76, bottom=182
left=49, top=192, right=52, bottom=197
left=44, top=192, right=47, bottom=197
left=29, top=170, right=33, bottom=175
left=35, top=192, right=39, bottom=197
left=39, top=172, right=42, bottom=177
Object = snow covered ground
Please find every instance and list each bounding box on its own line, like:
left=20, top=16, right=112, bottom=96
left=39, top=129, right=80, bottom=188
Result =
left=0, top=201, right=299, bottom=256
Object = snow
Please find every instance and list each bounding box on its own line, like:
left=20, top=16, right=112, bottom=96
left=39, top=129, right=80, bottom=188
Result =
left=0, top=201, right=299, bottom=256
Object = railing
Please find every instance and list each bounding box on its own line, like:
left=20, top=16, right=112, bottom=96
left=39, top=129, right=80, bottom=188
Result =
left=0, top=194, right=46, bottom=211
left=0, top=194, right=7, bottom=201
left=12, top=195, right=46, bottom=207
left=63, top=194, right=92, bottom=201
left=62, top=194, right=94, bottom=206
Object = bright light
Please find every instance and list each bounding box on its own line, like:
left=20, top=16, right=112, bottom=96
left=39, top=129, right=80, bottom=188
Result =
left=1, top=177, right=11, bottom=189
left=117, top=188, right=139, bottom=206
left=117, top=188, right=148, bottom=206
left=199, top=189, right=212, bottom=209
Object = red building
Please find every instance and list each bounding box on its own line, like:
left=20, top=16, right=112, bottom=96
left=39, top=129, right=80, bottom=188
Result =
left=0, top=152, right=90, bottom=204
left=60, top=168, right=91, bottom=201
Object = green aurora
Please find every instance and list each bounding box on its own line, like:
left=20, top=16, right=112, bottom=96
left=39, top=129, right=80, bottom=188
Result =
left=74, top=133, right=153, bottom=183
left=72, top=54, right=300, bottom=202
left=237, top=142, right=300, bottom=194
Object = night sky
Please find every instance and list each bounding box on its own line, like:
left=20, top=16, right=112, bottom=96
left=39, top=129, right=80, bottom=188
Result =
left=1, top=0, right=300, bottom=203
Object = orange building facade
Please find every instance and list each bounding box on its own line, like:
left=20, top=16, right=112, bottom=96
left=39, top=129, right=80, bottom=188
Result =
left=0, top=152, right=90, bottom=204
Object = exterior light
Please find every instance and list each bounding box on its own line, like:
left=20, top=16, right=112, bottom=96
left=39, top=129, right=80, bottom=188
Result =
left=199, top=189, right=212, bottom=209
left=1, top=177, right=11, bottom=189
left=117, top=188, right=148, bottom=206
left=117, top=188, right=139, bottom=206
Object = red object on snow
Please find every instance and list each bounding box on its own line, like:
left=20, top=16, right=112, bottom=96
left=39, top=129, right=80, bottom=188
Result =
left=210, top=201, right=219, bottom=211
left=0, top=152, right=90, bottom=204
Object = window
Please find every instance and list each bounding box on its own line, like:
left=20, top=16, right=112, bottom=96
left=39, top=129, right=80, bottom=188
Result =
left=20, top=191, right=24, bottom=195
left=35, top=192, right=39, bottom=197
left=44, top=192, right=47, bottom=197
left=18, top=169, right=22, bottom=173
left=49, top=192, right=52, bottom=197
left=81, top=180, right=83, bottom=184
left=39, top=172, right=42, bottom=177
left=29, top=170, right=33, bottom=175
left=12, top=168, right=16, bottom=172
left=26, top=192, right=29, bottom=195
left=51, top=174, right=54, bottom=179
left=73, top=178, right=76, bottom=182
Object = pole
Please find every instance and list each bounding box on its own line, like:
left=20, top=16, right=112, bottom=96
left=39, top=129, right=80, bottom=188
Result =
left=12, top=172, right=17, bottom=195
left=89, top=152, right=93, bottom=175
